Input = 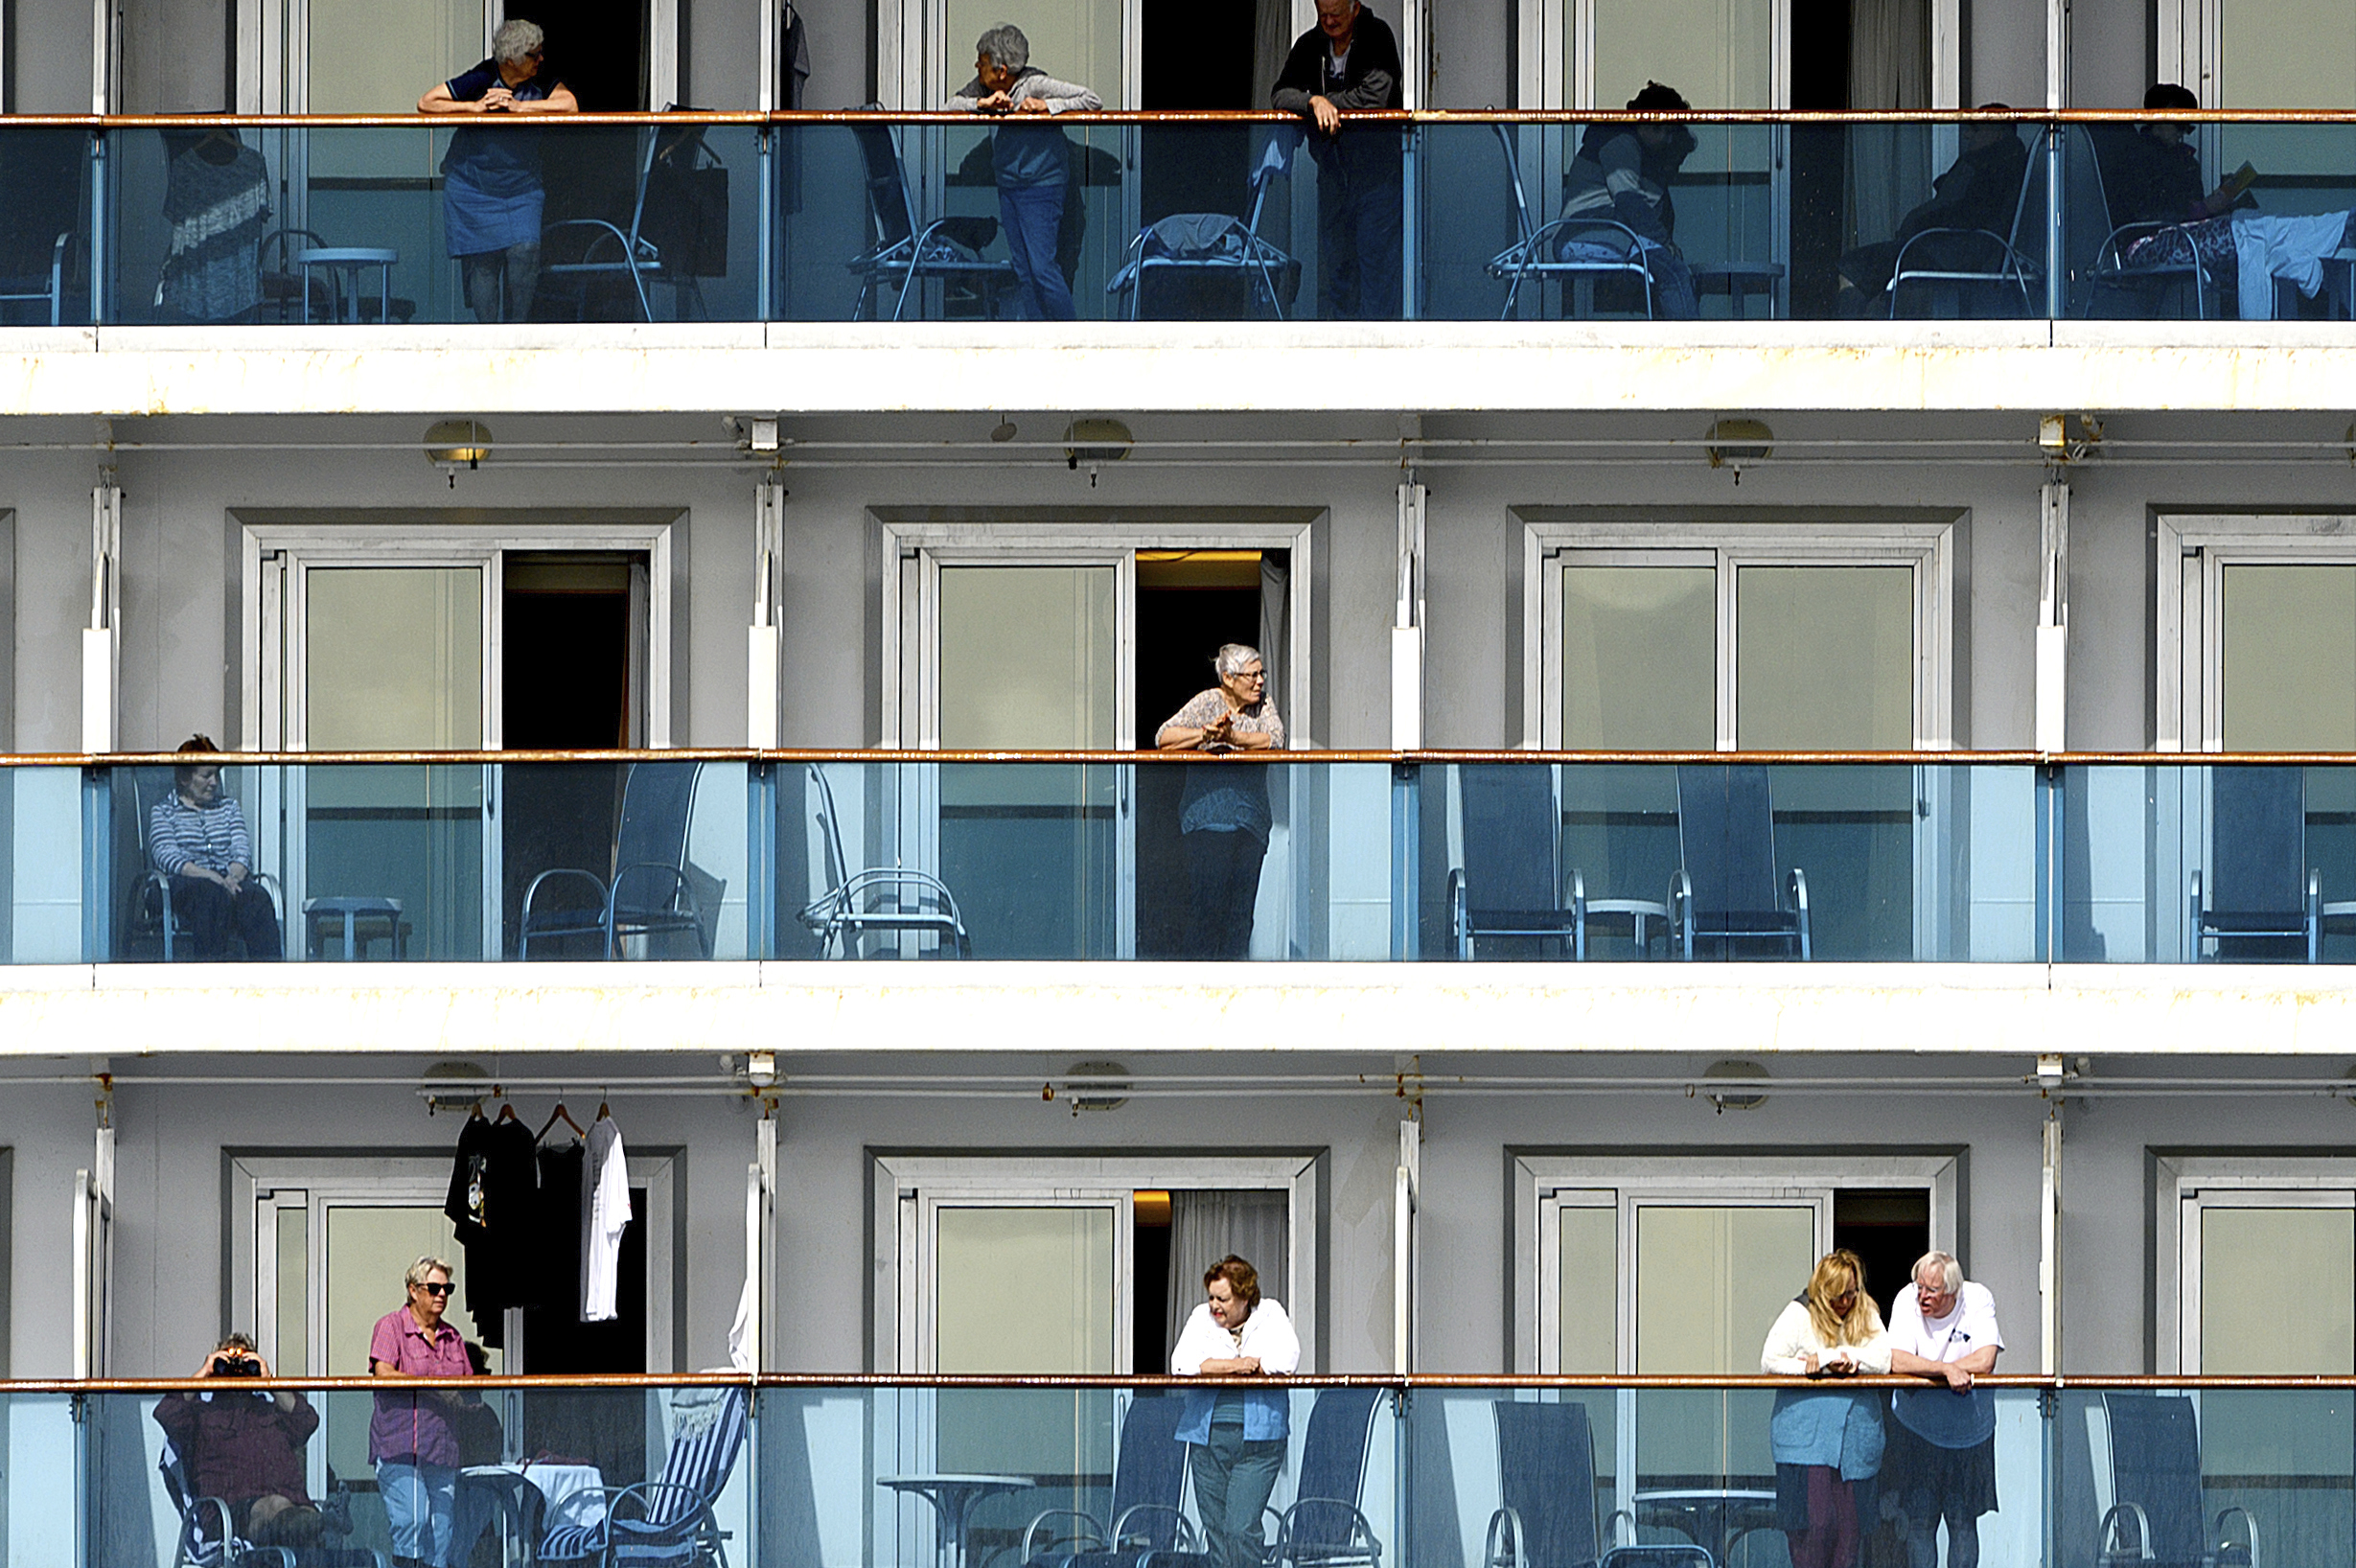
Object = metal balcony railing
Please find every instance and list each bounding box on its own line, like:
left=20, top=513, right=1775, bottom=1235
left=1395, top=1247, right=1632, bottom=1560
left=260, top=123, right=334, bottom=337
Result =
left=6, top=110, right=2355, bottom=326
left=6, top=749, right=2356, bottom=964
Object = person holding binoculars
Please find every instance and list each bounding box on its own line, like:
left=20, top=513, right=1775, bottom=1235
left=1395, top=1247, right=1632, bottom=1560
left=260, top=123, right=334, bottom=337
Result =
left=151, top=1333, right=324, bottom=1550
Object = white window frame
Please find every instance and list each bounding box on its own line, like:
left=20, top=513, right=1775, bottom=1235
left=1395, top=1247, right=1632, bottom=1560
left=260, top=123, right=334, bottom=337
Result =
left=1515, top=0, right=1960, bottom=108
left=237, top=0, right=679, bottom=111
left=1511, top=1150, right=1961, bottom=1375
left=239, top=516, right=676, bottom=751
left=228, top=1150, right=681, bottom=1377
left=1520, top=517, right=1956, bottom=750
left=2156, top=511, right=2356, bottom=752
left=871, top=1152, right=1322, bottom=1372
left=2153, top=1152, right=2356, bottom=1372
left=877, top=516, right=1316, bottom=750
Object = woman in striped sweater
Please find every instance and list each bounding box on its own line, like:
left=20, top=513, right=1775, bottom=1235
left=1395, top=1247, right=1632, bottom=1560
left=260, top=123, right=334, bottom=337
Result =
left=148, top=734, right=281, bottom=958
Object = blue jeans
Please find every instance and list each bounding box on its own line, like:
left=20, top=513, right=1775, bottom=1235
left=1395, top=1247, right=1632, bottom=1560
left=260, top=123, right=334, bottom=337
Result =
left=999, top=180, right=1075, bottom=321
left=377, top=1462, right=493, bottom=1567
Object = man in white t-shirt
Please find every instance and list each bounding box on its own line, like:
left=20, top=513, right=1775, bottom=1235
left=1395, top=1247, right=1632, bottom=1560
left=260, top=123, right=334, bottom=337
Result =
left=1884, top=1252, right=2004, bottom=1568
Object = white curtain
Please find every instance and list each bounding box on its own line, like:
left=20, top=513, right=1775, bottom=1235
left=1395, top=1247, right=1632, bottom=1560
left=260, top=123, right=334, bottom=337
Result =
left=1845, top=0, right=1932, bottom=245
left=1166, top=1189, right=1291, bottom=1354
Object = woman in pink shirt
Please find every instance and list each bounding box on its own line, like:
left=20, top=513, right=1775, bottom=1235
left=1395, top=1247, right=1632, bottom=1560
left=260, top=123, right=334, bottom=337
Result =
left=369, top=1256, right=478, bottom=1568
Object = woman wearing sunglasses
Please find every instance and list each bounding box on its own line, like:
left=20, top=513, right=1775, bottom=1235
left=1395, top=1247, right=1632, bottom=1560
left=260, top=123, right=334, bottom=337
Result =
left=369, top=1257, right=481, bottom=1568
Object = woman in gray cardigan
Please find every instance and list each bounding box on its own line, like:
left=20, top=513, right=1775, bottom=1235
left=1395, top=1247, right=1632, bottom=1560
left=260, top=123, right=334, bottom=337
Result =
left=946, top=24, right=1100, bottom=320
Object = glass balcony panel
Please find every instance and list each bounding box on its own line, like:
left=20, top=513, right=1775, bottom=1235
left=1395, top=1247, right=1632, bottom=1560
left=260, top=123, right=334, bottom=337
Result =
left=2059, top=1388, right=2354, bottom=1568
left=1434, top=761, right=2035, bottom=962
left=83, top=1385, right=746, bottom=1568
left=106, top=124, right=761, bottom=326
left=2064, top=762, right=2356, bottom=964
left=3, top=766, right=88, bottom=963
left=0, top=127, right=93, bottom=326
left=48, top=112, right=2356, bottom=326
left=87, top=758, right=748, bottom=962
left=784, top=759, right=1393, bottom=960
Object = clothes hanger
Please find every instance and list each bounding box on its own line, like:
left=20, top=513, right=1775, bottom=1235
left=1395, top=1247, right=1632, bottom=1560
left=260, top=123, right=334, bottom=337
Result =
left=537, top=1098, right=586, bottom=1142
left=495, top=1089, right=520, bottom=1123
left=595, top=1089, right=612, bottom=1122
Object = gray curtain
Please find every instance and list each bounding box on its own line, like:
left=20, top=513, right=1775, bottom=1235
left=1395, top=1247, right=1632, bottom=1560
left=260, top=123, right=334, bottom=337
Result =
left=1166, top=1189, right=1292, bottom=1359
left=1846, top=0, right=1934, bottom=245
left=1259, top=554, right=1289, bottom=715
left=1254, top=0, right=1294, bottom=111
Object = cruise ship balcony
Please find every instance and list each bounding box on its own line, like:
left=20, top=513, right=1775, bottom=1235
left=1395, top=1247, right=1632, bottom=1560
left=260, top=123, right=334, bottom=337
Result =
left=5, top=1373, right=2349, bottom=1568
left=5, top=111, right=2355, bottom=331
left=16, top=749, right=2356, bottom=966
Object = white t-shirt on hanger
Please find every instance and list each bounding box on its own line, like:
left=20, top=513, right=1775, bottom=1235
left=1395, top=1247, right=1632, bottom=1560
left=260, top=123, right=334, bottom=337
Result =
left=582, top=1118, right=631, bottom=1323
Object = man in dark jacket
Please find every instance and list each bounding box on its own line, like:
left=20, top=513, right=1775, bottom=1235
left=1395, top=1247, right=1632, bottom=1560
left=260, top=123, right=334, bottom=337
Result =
left=2096, top=83, right=2248, bottom=230
left=1838, top=108, right=2030, bottom=306
left=1273, top=0, right=1404, bottom=320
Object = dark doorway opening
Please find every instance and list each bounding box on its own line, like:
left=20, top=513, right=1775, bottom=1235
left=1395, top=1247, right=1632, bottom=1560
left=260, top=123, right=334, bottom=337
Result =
left=506, top=0, right=650, bottom=316
left=1134, top=1188, right=1172, bottom=1372
left=1831, top=1187, right=1931, bottom=1325
left=1789, top=0, right=1851, bottom=319
left=1141, top=0, right=1258, bottom=230
left=505, top=0, right=649, bottom=110
left=521, top=1185, right=650, bottom=1486
left=500, top=552, right=644, bottom=957
left=1135, top=550, right=1282, bottom=957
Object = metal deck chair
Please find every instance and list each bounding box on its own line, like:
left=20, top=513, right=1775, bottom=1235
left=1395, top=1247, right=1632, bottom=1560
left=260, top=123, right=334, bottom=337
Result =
left=844, top=118, right=1019, bottom=321
left=2071, top=126, right=2216, bottom=319
left=1672, top=765, right=1811, bottom=959
left=1267, top=1387, right=1385, bottom=1568
left=1448, top=764, right=1586, bottom=959
left=797, top=764, right=971, bottom=957
left=1886, top=126, right=2043, bottom=317
left=543, top=127, right=674, bottom=322
left=1021, top=1392, right=1206, bottom=1568
left=1488, top=1400, right=1607, bottom=1568
left=2187, top=766, right=2356, bottom=961
left=1485, top=125, right=1654, bottom=319
left=540, top=1386, right=749, bottom=1568
left=2088, top=1394, right=2259, bottom=1568
left=520, top=761, right=713, bottom=958
left=1107, top=131, right=1301, bottom=320
left=158, top=1434, right=387, bottom=1568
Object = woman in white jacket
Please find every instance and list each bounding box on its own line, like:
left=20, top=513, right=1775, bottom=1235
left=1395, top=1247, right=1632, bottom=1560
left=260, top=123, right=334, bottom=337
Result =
left=1759, top=1250, right=1891, bottom=1568
left=1171, top=1256, right=1299, bottom=1568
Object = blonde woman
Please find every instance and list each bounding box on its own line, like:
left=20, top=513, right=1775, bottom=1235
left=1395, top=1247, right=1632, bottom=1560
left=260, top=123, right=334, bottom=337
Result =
left=1760, top=1250, right=1891, bottom=1568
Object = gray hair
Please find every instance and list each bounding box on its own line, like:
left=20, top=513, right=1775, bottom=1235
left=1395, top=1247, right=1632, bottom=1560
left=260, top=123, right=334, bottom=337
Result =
left=1912, top=1251, right=1964, bottom=1292
left=493, top=18, right=544, bottom=66
left=975, top=23, right=1029, bottom=71
left=405, top=1255, right=454, bottom=1290
left=1214, top=643, right=1264, bottom=677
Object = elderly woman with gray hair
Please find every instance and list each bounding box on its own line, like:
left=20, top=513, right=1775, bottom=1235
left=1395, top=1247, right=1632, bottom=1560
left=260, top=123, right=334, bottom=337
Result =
left=1157, top=644, right=1284, bottom=957
left=946, top=24, right=1100, bottom=320
left=419, top=19, right=580, bottom=323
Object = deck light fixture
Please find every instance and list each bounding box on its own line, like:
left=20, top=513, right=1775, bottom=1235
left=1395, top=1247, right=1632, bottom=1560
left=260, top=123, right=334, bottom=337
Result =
left=1064, top=418, right=1133, bottom=486
left=423, top=419, right=493, bottom=485
left=1700, top=1058, right=1769, bottom=1113
left=1703, top=418, right=1772, bottom=483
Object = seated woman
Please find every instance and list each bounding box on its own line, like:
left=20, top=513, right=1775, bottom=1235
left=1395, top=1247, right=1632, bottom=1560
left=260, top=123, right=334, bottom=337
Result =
left=149, top=734, right=281, bottom=959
